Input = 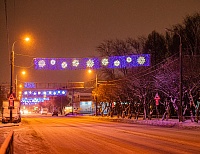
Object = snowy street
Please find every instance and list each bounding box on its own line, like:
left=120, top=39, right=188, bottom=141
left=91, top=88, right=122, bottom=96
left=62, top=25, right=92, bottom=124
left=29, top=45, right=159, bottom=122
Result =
left=1, top=114, right=200, bottom=154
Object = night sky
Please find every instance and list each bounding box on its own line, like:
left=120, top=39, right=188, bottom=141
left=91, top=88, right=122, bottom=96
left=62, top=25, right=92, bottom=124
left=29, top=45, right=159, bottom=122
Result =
left=0, top=0, right=200, bottom=84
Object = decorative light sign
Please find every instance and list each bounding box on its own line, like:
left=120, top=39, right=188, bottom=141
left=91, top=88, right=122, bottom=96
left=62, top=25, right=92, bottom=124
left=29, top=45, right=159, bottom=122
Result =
left=21, top=97, right=50, bottom=103
left=34, top=54, right=150, bottom=70
left=22, top=90, right=67, bottom=97
left=24, top=82, right=36, bottom=88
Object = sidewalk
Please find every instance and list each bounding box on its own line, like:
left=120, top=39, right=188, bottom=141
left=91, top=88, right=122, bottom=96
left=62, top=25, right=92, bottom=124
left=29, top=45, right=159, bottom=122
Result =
left=92, top=116, right=200, bottom=130
left=0, top=123, right=20, bottom=128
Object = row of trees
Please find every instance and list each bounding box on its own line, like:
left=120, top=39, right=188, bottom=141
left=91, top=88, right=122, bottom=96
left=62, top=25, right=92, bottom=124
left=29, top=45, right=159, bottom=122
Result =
left=94, top=12, right=200, bottom=121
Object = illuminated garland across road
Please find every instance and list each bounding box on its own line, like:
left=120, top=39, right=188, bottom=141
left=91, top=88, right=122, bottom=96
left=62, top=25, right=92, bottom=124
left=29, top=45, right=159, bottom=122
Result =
left=34, top=54, right=150, bottom=70
left=21, top=90, right=67, bottom=104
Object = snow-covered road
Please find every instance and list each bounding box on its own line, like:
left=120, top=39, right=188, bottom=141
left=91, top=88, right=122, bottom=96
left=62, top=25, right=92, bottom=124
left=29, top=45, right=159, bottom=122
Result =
left=1, top=114, right=200, bottom=154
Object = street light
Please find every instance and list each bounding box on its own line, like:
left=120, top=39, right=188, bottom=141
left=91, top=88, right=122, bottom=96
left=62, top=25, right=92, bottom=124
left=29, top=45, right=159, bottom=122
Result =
left=15, top=71, right=26, bottom=100
left=9, top=38, right=30, bottom=123
left=165, top=28, right=183, bottom=122
left=88, top=69, right=98, bottom=116
left=10, top=38, right=30, bottom=95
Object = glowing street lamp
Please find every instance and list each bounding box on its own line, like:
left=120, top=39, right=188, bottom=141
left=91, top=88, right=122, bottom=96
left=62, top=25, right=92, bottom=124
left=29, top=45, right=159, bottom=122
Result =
left=15, top=70, right=26, bottom=99
left=88, top=69, right=98, bottom=116
left=10, top=37, right=30, bottom=95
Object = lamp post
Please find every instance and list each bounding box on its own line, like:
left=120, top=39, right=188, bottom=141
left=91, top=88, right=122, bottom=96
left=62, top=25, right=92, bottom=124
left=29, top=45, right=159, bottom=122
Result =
left=88, top=69, right=98, bottom=116
left=15, top=71, right=26, bottom=100
left=9, top=38, right=30, bottom=123
left=10, top=41, right=17, bottom=95
left=10, top=38, right=30, bottom=95
left=95, top=73, right=98, bottom=116
left=165, top=28, right=183, bottom=122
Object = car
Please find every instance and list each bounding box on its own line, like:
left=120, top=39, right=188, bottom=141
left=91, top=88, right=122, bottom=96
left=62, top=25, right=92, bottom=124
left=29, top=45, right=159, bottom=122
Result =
left=41, top=108, right=48, bottom=115
left=52, top=110, right=58, bottom=116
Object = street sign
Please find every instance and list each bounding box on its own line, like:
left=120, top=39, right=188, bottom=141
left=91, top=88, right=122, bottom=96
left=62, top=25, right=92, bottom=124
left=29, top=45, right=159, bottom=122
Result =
left=9, top=93, right=15, bottom=107
left=9, top=93, right=15, bottom=100
left=154, top=93, right=160, bottom=106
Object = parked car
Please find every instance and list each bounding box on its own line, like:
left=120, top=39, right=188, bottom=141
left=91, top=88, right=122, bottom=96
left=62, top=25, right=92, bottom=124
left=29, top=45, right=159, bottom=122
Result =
left=41, top=108, right=48, bottom=115
left=52, top=110, right=58, bottom=116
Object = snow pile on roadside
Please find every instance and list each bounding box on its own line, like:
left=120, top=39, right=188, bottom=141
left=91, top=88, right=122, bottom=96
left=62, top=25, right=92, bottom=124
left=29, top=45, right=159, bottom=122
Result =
left=94, top=116, right=200, bottom=130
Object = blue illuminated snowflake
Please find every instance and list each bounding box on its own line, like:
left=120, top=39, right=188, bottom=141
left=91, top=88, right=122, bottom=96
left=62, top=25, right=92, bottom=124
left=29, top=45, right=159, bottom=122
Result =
left=126, top=57, right=132, bottom=63
left=50, top=60, right=56, bottom=65
left=72, top=59, right=79, bottom=67
left=86, top=59, right=94, bottom=68
left=137, top=56, right=146, bottom=65
left=61, top=62, right=68, bottom=68
left=101, top=58, right=109, bottom=66
left=114, top=60, right=120, bottom=66
left=38, top=60, right=46, bottom=68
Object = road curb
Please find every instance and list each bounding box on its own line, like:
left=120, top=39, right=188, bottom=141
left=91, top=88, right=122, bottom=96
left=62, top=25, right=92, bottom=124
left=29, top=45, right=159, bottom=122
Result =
left=0, top=123, right=20, bottom=128
left=92, top=116, right=200, bottom=130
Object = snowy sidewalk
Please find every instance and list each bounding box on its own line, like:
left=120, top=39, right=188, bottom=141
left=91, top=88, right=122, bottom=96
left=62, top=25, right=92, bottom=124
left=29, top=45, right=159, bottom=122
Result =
left=92, top=116, right=200, bottom=130
left=0, top=123, right=20, bottom=128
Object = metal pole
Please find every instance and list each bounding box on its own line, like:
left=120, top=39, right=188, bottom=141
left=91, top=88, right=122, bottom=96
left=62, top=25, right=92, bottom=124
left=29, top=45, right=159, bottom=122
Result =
left=95, top=73, right=98, bottom=116
left=10, top=41, right=16, bottom=94
left=72, top=89, right=74, bottom=115
left=10, top=51, right=14, bottom=94
left=10, top=41, right=16, bottom=123
left=178, top=34, right=183, bottom=122
left=15, top=75, right=18, bottom=99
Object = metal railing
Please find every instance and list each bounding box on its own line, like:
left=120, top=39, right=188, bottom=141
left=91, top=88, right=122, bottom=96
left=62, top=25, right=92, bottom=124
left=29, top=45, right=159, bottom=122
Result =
left=0, top=131, right=14, bottom=154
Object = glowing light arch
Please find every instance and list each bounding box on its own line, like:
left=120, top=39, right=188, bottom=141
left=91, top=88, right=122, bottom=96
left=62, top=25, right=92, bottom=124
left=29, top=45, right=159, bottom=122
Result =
left=34, top=54, right=150, bottom=70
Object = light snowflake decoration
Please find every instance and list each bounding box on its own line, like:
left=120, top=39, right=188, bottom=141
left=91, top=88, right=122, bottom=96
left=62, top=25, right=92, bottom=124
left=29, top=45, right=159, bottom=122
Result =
left=72, top=59, right=79, bottom=67
left=137, top=56, right=146, bottom=65
left=38, top=60, right=46, bottom=68
left=101, top=58, right=109, bottom=66
left=34, top=54, right=150, bottom=70
left=61, top=62, right=68, bottom=68
left=126, top=57, right=132, bottom=63
left=86, top=59, right=94, bottom=68
left=50, top=60, right=56, bottom=65
left=114, top=60, right=120, bottom=66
